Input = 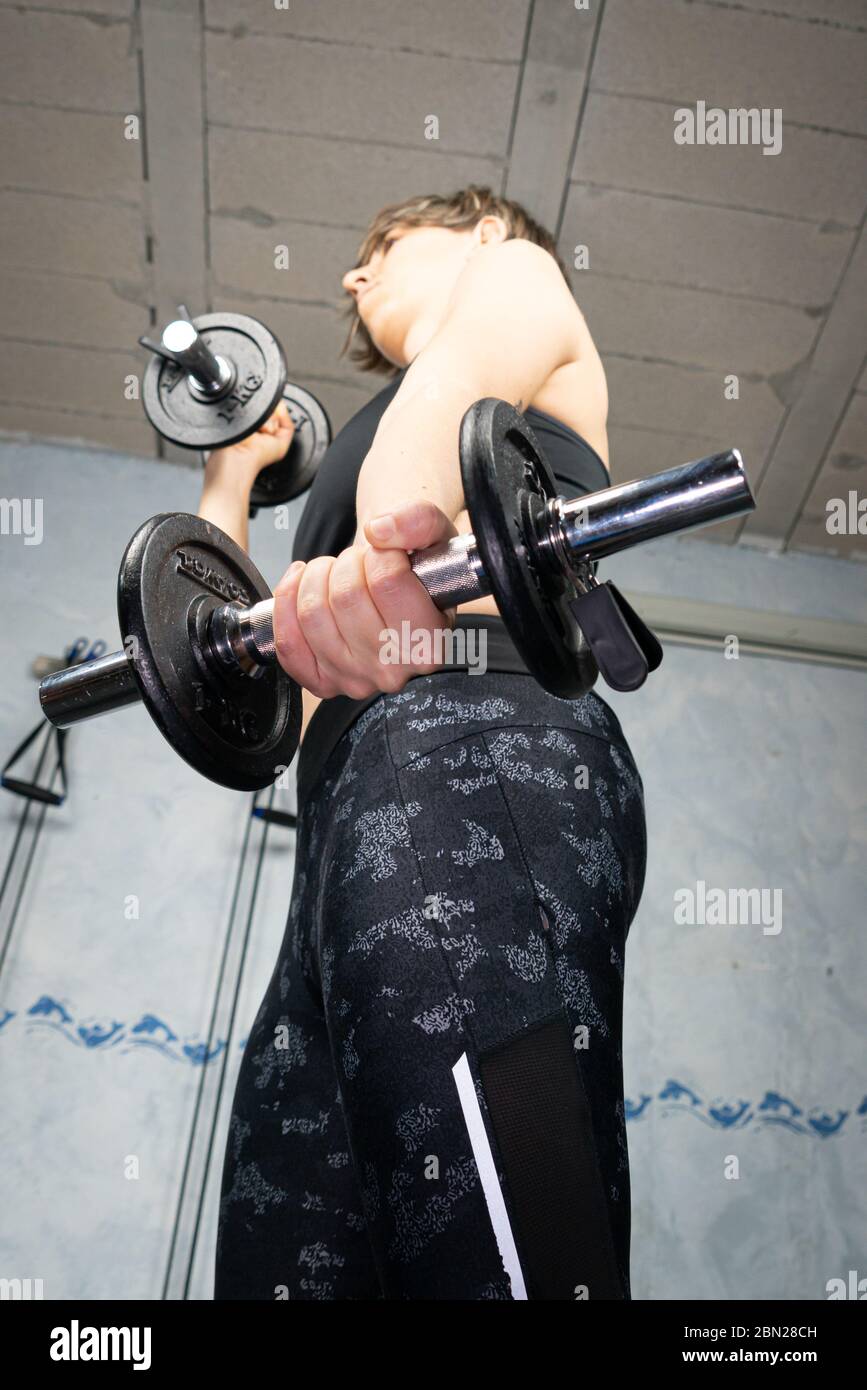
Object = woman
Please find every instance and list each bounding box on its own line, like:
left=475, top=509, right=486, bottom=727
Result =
left=203, top=188, right=647, bottom=1300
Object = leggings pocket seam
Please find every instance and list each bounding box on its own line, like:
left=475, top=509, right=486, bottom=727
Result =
left=477, top=728, right=551, bottom=928
left=394, top=722, right=637, bottom=775
left=381, top=709, right=477, bottom=1041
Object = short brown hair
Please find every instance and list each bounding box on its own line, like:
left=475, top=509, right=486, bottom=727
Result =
left=340, top=185, right=570, bottom=377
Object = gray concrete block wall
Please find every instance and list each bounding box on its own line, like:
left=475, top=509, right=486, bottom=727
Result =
left=574, top=276, right=820, bottom=379
left=562, top=0, right=867, bottom=555
left=732, top=0, right=865, bottom=20
left=0, top=9, right=138, bottom=111
left=205, top=32, right=520, bottom=152
left=792, top=394, right=867, bottom=558
left=591, top=0, right=867, bottom=135
left=203, top=0, right=530, bottom=59
left=0, top=2, right=150, bottom=457
left=0, top=106, right=143, bottom=204
left=0, top=193, right=145, bottom=281
left=560, top=185, right=853, bottom=306
left=0, top=270, right=147, bottom=352
left=209, top=219, right=364, bottom=305
left=573, top=92, right=866, bottom=226
left=0, top=0, right=863, bottom=557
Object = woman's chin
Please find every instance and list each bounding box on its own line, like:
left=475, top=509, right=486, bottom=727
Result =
left=368, top=331, right=407, bottom=369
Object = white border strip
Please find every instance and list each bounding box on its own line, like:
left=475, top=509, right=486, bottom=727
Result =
left=452, top=1051, right=527, bottom=1300
left=621, top=590, right=867, bottom=671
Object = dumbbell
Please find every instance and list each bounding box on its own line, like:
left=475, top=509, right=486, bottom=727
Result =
left=38, top=399, right=754, bottom=791
left=139, top=307, right=331, bottom=514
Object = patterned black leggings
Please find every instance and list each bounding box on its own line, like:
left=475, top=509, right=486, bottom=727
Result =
left=214, top=671, right=647, bottom=1300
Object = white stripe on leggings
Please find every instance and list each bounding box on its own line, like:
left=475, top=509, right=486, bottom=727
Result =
left=452, top=1050, right=528, bottom=1300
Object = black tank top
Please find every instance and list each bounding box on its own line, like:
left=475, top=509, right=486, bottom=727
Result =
left=292, top=370, right=610, bottom=805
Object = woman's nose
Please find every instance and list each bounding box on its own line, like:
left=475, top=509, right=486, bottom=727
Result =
left=342, top=265, right=370, bottom=297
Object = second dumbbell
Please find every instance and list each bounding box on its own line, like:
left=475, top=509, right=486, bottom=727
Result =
left=139, top=307, right=331, bottom=511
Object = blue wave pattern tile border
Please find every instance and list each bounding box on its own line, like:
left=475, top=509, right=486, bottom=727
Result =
left=1, top=996, right=864, bottom=1138
left=2, top=996, right=228, bottom=1067
left=627, top=1080, right=861, bottom=1138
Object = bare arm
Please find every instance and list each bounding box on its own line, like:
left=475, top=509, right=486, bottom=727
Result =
left=198, top=455, right=257, bottom=551
left=197, top=401, right=295, bottom=550
left=271, top=241, right=587, bottom=701
left=354, top=239, right=584, bottom=535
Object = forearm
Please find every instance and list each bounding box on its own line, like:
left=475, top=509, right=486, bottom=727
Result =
left=355, top=276, right=574, bottom=532
left=354, top=360, right=482, bottom=535
left=198, top=455, right=252, bottom=551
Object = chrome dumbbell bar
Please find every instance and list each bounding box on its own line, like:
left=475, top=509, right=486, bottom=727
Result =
left=39, top=447, right=752, bottom=731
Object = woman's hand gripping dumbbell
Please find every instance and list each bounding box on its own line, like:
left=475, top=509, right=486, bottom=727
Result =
left=271, top=497, right=461, bottom=704
left=37, top=399, right=754, bottom=791
left=198, top=399, right=296, bottom=551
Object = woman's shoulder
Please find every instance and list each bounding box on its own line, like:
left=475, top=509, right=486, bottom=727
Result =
left=528, top=366, right=609, bottom=479
left=528, top=334, right=609, bottom=467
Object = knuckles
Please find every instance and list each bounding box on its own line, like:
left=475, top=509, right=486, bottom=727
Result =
left=296, top=589, right=328, bottom=624
left=314, top=679, right=341, bottom=699
left=342, top=676, right=379, bottom=701
left=375, top=665, right=407, bottom=694
left=365, top=553, right=409, bottom=602
left=329, top=574, right=366, bottom=612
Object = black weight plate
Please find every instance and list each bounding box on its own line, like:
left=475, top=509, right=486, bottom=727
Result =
left=117, top=513, right=301, bottom=790
left=460, top=399, right=598, bottom=700
left=142, top=312, right=286, bottom=451
left=249, top=384, right=332, bottom=511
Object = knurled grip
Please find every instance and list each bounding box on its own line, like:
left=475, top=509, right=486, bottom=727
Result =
left=241, top=599, right=278, bottom=663
left=207, top=536, right=489, bottom=675
left=408, top=533, right=488, bottom=608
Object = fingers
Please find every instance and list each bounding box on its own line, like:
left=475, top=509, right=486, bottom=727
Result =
left=235, top=402, right=292, bottom=470
left=360, top=499, right=457, bottom=677
left=261, top=399, right=293, bottom=434
left=270, top=553, right=377, bottom=700
left=272, top=517, right=458, bottom=700
left=271, top=559, right=340, bottom=698
left=362, top=543, right=452, bottom=680
left=325, top=547, right=401, bottom=697
left=363, top=497, right=457, bottom=553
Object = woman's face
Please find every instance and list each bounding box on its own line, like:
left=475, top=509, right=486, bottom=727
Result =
left=342, top=222, right=487, bottom=366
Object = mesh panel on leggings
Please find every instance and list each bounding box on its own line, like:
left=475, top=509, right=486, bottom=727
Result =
left=478, top=1010, right=625, bottom=1300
